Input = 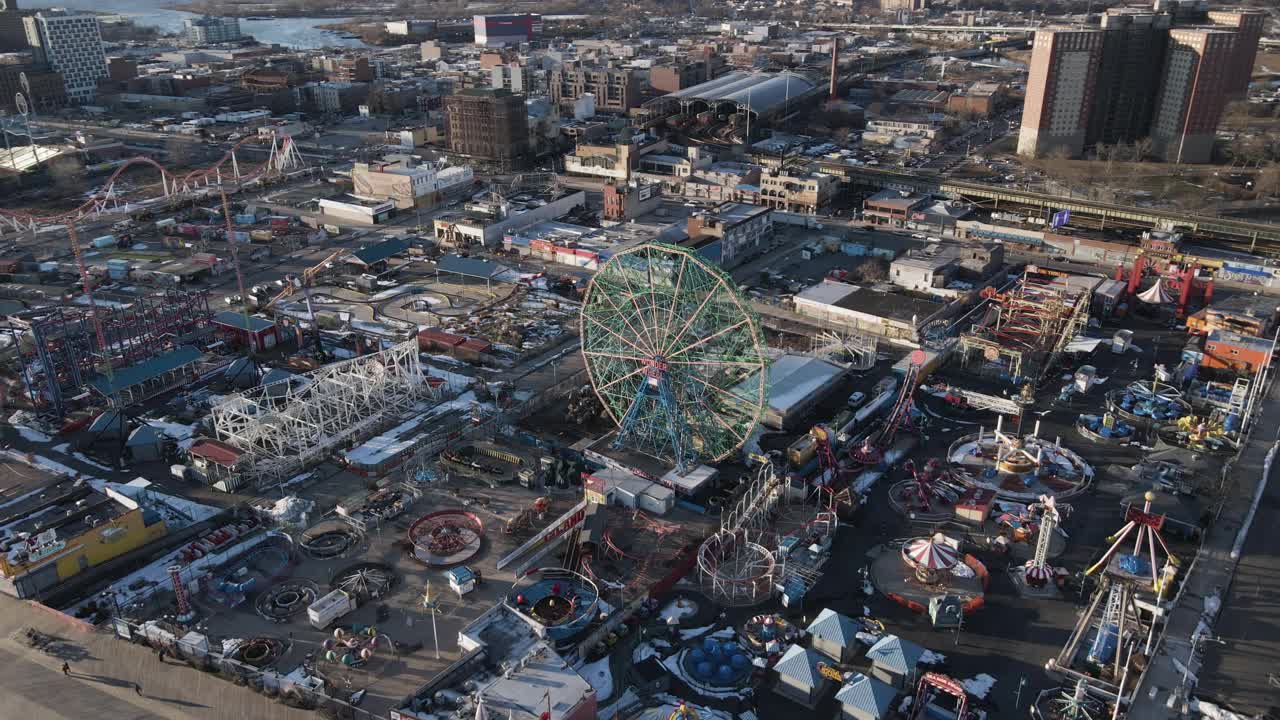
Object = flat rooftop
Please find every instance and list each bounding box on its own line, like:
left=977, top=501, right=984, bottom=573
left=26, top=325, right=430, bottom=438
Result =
left=834, top=285, right=944, bottom=324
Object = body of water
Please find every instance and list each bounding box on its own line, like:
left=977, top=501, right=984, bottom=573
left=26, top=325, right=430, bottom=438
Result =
left=26, top=0, right=368, bottom=49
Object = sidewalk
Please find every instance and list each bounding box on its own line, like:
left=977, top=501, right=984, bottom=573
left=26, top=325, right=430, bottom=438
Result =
left=1126, top=380, right=1280, bottom=719
left=0, top=594, right=316, bottom=720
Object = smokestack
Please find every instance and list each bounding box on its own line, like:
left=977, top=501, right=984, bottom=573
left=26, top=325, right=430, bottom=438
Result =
left=829, top=37, right=839, bottom=101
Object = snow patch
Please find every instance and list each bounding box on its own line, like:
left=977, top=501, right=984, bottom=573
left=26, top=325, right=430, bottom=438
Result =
left=679, top=624, right=714, bottom=641
left=920, top=649, right=947, bottom=666
left=579, top=657, right=614, bottom=701
left=659, top=599, right=696, bottom=623
left=962, top=673, right=997, bottom=699
left=14, top=426, right=51, bottom=443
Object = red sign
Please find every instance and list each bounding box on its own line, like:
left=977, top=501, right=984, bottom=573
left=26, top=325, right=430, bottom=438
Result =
left=1125, top=506, right=1166, bottom=531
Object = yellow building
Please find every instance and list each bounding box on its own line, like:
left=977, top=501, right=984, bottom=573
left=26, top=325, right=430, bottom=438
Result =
left=0, top=480, right=167, bottom=598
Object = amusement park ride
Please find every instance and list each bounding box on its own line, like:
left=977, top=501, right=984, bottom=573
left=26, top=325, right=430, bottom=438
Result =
left=579, top=243, right=769, bottom=474
left=1113, top=242, right=1215, bottom=320
left=1051, top=491, right=1179, bottom=707
left=13, top=130, right=309, bottom=420
left=848, top=350, right=926, bottom=466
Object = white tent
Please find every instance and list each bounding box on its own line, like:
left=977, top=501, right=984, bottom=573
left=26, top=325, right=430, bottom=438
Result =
left=1137, top=278, right=1175, bottom=304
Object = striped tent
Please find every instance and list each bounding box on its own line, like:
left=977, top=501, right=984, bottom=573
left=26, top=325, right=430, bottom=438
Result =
left=1137, top=278, right=1175, bottom=305
left=1023, top=562, right=1053, bottom=588
left=902, top=534, right=959, bottom=571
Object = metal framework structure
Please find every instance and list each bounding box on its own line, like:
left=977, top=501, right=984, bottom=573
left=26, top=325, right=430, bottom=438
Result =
left=211, top=339, right=430, bottom=486
left=697, top=462, right=782, bottom=606
left=23, top=290, right=213, bottom=417
left=849, top=350, right=924, bottom=465
left=1053, top=492, right=1177, bottom=702
left=580, top=243, right=768, bottom=472
left=959, top=272, right=1090, bottom=383
left=0, top=131, right=308, bottom=233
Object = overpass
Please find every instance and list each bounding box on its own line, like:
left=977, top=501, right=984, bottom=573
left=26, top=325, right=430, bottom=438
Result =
left=816, top=161, right=1280, bottom=251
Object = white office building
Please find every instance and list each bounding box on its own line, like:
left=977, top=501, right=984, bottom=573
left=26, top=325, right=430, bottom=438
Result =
left=23, top=10, right=107, bottom=103
left=184, top=16, right=241, bottom=45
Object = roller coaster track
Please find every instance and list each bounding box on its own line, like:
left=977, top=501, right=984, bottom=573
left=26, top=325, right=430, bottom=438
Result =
left=0, top=131, right=309, bottom=233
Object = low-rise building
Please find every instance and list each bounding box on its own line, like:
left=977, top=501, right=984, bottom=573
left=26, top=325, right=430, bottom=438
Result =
left=0, top=477, right=169, bottom=598
left=685, top=202, right=773, bottom=268
left=793, top=280, right=950, bottom=342
left=602, top=179, right=661, bottom=221
left=433, top=189, right=587, bottom=247
left=1202, top=329, right=1273, bottom=374
left=1186, top=295, right=1280, bottom=338
left=351, top=157, right=474, bottom=210
left=948, top=81, right=1004, bottom=117
left=773, top=643, right=834, bottom=708
left=319, top=195, right=396, bottom=225
left=757, top=168, right=837, bottom=215
left=862, top=189, right=928, bottom=227
left=891, top=252, right=956, bottom=293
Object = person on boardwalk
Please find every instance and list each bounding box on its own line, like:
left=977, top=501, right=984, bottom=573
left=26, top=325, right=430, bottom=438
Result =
left=157, top=649, right=165, bottom=664
left=134, top=682, right=142, bottom=696
left=61, top=662, right=69, bottom=676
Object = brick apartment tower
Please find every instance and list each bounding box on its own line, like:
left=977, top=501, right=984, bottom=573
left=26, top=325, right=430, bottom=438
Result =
left=1017, top=29, right=1103, bottom=159
left=1149, top=28, right=1237, bottom=164
left=1087, top=9, right=1169, bottom=147
left=444, top=88, right=529, bottom=171
left=1206, top=9, right=1265, bottom=98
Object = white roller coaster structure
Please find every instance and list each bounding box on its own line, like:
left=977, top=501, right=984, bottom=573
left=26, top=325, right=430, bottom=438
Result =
left=211, top=339, right=433, bottom=487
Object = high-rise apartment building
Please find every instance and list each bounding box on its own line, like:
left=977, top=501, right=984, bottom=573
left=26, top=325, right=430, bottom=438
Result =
left=1149, top=28, right=1236, bottom=164
left=549, top=64, right=641, bottom=114
left=1017, top=30, right=1103, bottom=159
left=22, top=10, right=106, bottom=103
left=1088, top=9, right=1169, bottom=147
left=184, top=16, right=241, bottom=45
left=0, top=0, right=27, bottom=52
left=1019, top=5, right=1257, bottom=164
left=445, top=88, right=529, bottom=170
left=1206, top=9, right=1264, bottom=98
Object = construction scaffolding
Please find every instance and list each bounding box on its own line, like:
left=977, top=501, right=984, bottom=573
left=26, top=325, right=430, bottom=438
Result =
left=22, top=291, right=213, bottom=418
left=211, top=339, right=431, bottom=487
left=958, top=272, right=1091, bottom=383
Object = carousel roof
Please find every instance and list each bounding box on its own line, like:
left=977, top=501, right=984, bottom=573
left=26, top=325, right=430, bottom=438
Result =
left=903, top=533, right=959, bottom=570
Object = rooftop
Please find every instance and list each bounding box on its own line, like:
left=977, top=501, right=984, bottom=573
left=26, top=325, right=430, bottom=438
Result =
left=88, top=345, right=202, bottom=397
left=1206, top=329, right=1274, bottom=353
left=212, top=311, right=275, bottom=333
left=833, top=285, right=944, bottom=325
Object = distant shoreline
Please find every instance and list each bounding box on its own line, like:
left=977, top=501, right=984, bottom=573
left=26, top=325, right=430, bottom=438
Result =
left=170, top=3, right=362, bottom=18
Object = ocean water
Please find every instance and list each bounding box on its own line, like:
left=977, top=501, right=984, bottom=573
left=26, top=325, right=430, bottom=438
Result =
left=25, top=0, right=368, bottom=49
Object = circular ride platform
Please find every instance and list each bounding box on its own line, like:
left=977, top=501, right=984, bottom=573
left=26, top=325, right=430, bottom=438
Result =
left=948, top=431, right=1092, bottom=501
left=407, top=509, right=484, bottom=567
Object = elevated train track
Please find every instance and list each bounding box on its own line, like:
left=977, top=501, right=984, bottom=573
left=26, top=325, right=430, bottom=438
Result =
left=817, top=162, right=1280, bottom=253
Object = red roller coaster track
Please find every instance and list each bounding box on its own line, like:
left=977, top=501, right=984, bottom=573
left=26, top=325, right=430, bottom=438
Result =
left=0, top=132, right=308, bottom=231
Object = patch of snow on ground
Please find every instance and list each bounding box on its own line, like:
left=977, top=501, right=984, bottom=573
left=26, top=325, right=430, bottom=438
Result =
left=660, top=600, right=696, bottom=623
left=1191, top=698, right=1250, bottom=720
left=709, top=627, right=736, bottom=639
left=679, top=624, right=714, bottom=641
left=633, top=639, right=671, bottom=664
left=70, top=451, right=113, bottom=472
left=962, top=673, right=997, bottom=699
left=920, top=649, right=947, bottom=666
left=579, top=657, right=613, bottom=701
left=856, top=631, right=880, bottom=646
left=14, top=426, right=51, bottom=443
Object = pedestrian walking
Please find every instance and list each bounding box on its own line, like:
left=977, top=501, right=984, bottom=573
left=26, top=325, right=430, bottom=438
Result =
left=157, top=649, right=165, bottom=663
left=61, top=662, right=69, bottom=676
left=134, top=682, right=142, bottom=696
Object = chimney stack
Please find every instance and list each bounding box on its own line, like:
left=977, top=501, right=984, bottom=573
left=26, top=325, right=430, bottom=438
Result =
left=829, top=37, right=840, bottom=101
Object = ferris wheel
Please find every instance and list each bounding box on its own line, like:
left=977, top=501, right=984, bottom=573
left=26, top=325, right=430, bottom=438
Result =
left=580, top=243, right=768, bottom=471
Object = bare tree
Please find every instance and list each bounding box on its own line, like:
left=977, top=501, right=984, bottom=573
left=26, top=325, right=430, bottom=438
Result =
left=1256, top=165, right=1280, bottom=198
left=1131, top=137, right=1153, bottom=163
